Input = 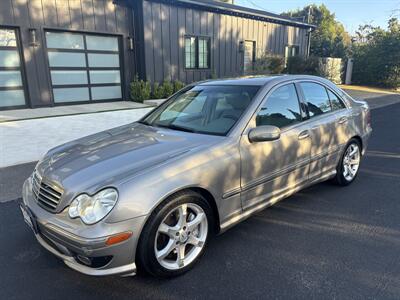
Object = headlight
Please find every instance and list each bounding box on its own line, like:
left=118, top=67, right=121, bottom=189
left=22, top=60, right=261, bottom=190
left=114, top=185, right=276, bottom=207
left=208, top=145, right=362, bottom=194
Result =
left=68, top=188, right=118, bottom=225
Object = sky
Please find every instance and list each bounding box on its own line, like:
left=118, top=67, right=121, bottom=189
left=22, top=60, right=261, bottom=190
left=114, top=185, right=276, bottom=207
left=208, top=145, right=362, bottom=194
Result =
left=234, top=0, right=400, bottom=34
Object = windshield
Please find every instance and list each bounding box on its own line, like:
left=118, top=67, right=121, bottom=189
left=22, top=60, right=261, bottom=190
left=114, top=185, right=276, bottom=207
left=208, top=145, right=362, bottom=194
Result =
left=141, top=85, right=260, bottom=136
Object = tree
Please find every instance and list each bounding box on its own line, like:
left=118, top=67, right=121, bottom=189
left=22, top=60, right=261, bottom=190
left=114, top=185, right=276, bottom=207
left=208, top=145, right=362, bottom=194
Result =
left=282, top=4, right=351, bottom=58
left=352, top=18, right=400, bottom=88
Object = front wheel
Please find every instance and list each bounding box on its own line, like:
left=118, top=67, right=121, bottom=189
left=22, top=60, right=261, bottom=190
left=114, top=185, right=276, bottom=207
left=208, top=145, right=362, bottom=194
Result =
left=136, top=191, right=212, bottom=278
left=334, top=138, right=362, bottom=186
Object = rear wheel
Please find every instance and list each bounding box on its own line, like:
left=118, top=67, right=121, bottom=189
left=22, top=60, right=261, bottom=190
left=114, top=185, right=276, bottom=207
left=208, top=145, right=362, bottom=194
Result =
left=334, top=138, right=361, bottom=186
left=136, top=191, right=212, bottom=278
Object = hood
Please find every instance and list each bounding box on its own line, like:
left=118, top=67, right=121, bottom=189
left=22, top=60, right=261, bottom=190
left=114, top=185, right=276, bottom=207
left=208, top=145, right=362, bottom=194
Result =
left=36, top=123, right=220, bottom=199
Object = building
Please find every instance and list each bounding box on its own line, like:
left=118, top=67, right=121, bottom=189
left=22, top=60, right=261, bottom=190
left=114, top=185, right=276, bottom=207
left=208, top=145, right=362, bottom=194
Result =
left=0, top=0, right=314, bottom=110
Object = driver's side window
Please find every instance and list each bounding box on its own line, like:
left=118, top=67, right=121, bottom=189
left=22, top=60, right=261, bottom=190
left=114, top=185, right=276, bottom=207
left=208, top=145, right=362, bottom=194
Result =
left=256, top=83, right=302, bottom=128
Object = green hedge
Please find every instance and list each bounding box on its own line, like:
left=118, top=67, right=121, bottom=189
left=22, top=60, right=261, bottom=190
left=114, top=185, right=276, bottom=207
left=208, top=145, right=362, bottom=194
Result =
left=352, top=36, right=400, bottom=88
left=130, top=75, right=151, bottom=103
left=247, top=53, right=285, bottom=75
left=130, top=76, right=187, bottom=103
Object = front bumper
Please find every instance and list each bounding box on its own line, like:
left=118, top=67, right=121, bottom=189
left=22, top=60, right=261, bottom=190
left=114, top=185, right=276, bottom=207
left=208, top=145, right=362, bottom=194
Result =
left=21, top=179, right=147, bottom=276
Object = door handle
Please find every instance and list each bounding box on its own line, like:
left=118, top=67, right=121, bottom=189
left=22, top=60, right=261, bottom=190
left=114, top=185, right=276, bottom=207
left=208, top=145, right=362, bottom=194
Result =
left=298, top=130, right=310, bottom=140
left=338, top=116, right=348, bottom=124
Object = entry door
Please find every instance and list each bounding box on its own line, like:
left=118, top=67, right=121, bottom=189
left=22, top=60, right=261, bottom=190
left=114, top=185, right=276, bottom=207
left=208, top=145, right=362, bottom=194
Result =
left=240, top=83, right=311, bottom=210
left=243, top=41, right=255, bottom=72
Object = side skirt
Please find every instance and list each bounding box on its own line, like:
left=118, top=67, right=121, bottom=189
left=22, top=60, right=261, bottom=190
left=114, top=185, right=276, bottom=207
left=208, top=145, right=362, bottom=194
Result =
left=219, top=170, right=336, bottom=233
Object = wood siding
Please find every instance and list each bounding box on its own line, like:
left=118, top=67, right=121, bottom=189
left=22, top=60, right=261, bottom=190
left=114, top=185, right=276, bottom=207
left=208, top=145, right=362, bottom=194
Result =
left=0, top=0, right=134, bottom=107
left=142, top=0, right=309, bottom=84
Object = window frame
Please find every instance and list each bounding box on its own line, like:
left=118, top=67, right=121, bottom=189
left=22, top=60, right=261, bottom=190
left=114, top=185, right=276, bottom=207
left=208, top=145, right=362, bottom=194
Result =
left=326, top=87, right=347, bottom=111
left=255, top=82, right=304, bottom=129
left=44, top=29, right=124, bottom=105
left=284, top=45, right=300, bottom=58
left=0, top=26, right=29, bottom=110
left=296, top=80, right=349, bottom=120
left=244, top=82, right=305, bottom=135
left=184, top=35, right=211, bottom=70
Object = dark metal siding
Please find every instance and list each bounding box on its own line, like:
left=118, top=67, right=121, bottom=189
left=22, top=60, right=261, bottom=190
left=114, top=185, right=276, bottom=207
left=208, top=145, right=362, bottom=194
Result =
left=142, top=0, right=309, bottom=84
left=0, top=0, right=134, bottom=108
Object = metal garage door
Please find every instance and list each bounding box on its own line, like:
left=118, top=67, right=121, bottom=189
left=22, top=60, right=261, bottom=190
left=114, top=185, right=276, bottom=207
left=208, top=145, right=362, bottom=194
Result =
left=45, top=31, right=122, bottom=104
left=0, top=28, right=27, bottom=108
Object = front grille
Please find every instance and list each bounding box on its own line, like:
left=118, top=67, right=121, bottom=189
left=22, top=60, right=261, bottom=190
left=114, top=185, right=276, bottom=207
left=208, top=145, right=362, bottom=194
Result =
left=32, top=171, right=63, bottom=211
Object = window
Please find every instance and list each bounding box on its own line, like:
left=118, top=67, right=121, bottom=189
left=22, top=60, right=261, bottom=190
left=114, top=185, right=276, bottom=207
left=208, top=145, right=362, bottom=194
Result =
left=185, top=36, right=210, bottom=69
left=0, top=28, right=26, bottom=108
left=198, top=38, right=209, bottom=69
left=185, top=37, right=196, bottom=68
left=256, top=84, right=302, bottom=128
left=46, top=31, right=122, bottom=103
left=327, top=89, right=346, bottom=110
left=142, top=85, right=259, bottom=136
left=300, top=82, right=332, bottom=117
left=285, top=45, right=299, bottom=58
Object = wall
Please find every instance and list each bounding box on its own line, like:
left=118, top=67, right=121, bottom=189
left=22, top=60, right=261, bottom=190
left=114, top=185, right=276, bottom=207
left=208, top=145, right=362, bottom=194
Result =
left=142, top=0, right=309, bottom=84
left=0, top=0, right=134, bottom=108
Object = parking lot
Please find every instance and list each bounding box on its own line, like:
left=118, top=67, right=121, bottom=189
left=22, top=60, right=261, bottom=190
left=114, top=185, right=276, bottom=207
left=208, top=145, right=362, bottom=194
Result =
left=0, top=96, right=400, bottom=299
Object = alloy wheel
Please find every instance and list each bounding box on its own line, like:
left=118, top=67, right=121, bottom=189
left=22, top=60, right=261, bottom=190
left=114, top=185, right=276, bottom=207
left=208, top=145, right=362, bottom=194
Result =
left=342, top=143, right=361, bottom=181
left=154, top=203, right=208, bottom=270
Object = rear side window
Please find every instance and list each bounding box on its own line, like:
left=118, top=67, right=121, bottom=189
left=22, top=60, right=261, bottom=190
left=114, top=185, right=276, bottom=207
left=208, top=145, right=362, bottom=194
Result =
left=300, top=82, right=332, bottom=117
left=256, top=84, right=302, bottom=128
left=327, top=89, right=346, bottom=110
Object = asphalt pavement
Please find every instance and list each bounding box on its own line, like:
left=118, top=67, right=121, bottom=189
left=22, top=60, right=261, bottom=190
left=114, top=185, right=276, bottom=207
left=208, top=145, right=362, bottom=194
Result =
left=0, top=99, right=399, bottom=299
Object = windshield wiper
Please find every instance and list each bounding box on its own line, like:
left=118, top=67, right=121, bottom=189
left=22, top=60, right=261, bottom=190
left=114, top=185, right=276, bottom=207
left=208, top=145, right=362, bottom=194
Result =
left=137, top=120, right=151, bottom=126
left=154, top=123, right=196, bottom=133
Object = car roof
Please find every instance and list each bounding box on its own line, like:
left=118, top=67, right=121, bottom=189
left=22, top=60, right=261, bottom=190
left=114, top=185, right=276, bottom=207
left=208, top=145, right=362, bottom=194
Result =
left=196, top=75, right=329, bottom=87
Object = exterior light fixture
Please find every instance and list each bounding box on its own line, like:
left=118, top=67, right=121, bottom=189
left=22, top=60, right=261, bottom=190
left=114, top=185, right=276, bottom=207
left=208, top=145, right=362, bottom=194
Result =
left=29, top=28, right=38, bottom=46
left=127, top=37, right=134, bottom=50
left=239, top=41, right=244, bottom=52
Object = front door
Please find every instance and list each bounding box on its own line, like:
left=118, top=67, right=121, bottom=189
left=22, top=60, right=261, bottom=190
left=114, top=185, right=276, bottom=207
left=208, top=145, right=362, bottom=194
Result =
left=240, top=83, right=311, bottom=210
left=243, top=41, right=255, bottom=73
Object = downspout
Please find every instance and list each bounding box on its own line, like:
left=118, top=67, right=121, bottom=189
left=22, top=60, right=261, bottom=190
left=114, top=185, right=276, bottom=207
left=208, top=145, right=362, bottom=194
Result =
left=306, top=27, right=313, bottom=57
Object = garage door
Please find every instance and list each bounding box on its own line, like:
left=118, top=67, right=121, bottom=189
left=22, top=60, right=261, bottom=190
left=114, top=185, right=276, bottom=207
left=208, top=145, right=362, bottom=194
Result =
left=0, top=28, right=26, bottom=108
left=46, top=31, right=122, bottom=104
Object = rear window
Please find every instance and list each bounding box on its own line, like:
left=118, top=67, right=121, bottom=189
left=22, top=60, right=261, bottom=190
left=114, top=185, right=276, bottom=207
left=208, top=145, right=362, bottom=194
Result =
left=300, top=82, right=332, bottom=117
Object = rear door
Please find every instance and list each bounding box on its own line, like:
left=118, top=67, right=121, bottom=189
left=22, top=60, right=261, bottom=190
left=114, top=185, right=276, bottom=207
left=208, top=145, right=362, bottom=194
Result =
left=297, top=81, right=341, bottom=181
left=240, top=83, right=311, bottom=210
left=326, top=88, right=352, bottom=148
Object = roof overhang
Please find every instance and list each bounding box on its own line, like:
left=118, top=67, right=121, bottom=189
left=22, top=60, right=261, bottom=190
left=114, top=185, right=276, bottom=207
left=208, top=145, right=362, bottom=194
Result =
left=141, top=0, right=316, bottom=29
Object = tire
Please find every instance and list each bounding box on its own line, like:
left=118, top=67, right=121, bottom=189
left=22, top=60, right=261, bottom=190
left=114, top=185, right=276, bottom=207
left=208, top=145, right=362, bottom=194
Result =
left=136, top=190, right=213, bottom=278
left=333, top=138, right=362, bottom=186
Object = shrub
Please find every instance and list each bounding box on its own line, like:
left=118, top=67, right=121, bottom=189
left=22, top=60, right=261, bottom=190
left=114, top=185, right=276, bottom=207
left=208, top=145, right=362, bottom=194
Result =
left=152, top=82, right=164, bottom=99
left=173, top=80, right=185, bottom=93
left=352, top=34, right=400, bottom=88
left=161, top=80, right=174, bottom=98
left=286, top=56, right=319, bottom=75
left=130, top=75, right=151, bottom=103
left=268, top=56, right=286, bottom=74
left=249, top=53, right=285, bottom=75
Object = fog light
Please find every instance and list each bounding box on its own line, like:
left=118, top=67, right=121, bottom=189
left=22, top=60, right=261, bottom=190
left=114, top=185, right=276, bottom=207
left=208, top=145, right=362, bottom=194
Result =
left=105, top=231, right=132, bottom=246
left=76, top=254, right=92, bottom=266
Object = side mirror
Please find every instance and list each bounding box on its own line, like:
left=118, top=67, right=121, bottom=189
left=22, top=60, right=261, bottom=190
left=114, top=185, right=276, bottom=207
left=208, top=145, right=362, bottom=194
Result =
left=248, top=125, right=281, bottom=143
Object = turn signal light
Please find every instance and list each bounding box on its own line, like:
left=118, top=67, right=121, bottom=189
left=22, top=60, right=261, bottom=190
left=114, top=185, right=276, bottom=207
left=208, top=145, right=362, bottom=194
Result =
left=105, top=231, right=133, bottom=246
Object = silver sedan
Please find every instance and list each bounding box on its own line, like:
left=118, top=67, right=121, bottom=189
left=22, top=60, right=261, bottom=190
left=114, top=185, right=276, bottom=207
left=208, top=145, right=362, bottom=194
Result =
left=20, top=75, right=372, bottom=278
